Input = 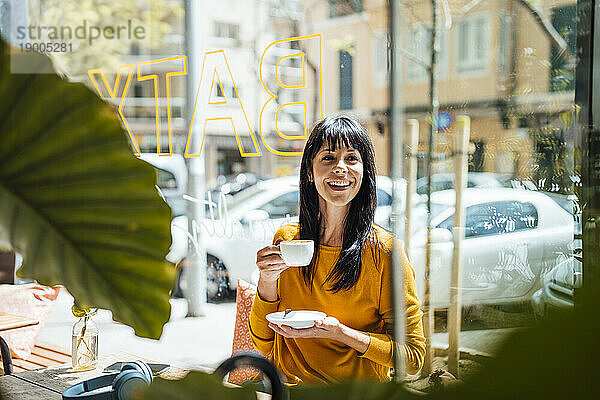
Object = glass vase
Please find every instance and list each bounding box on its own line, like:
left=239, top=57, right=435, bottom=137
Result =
left=71, top=316, right=98, bottom=371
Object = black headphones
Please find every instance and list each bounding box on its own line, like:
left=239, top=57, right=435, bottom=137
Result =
left=62, top=360, right=153, bottom=400
left=214, top=353, right=288, bottom=400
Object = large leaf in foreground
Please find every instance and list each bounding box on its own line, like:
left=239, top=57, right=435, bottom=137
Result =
left=0, top=38, right=174, bottom=339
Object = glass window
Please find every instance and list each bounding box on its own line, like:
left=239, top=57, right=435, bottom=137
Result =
left=406, top=24, right=449, bottom=82
left=456, top=13, right=489, bottom=74
left=213, top=22, right=239, bottom=40
left=259, top=191, right=299, bottom=219
left=339, top=49, right=353, bottom=110
left=550, top=5, right=577, bottom=92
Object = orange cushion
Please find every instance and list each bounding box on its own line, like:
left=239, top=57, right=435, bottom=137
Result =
left=0, top=284, right=61, bottom=359
left=228, top=279, right=260, bottom=385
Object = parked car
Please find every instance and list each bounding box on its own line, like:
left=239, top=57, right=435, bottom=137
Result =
left=409, top=188, right=574, bottom=308
left=169, top=175, right=427, bottom=300
left=139, top=153, right=187, bottom=216
left=416, top=172, right=509, bottom=197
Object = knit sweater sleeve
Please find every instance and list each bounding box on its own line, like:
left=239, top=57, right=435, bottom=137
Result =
left=358, top=238, right=426, bottom=375
left=248, top=224, right=299, bottom=357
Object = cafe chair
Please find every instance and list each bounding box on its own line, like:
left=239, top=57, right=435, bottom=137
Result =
left=214, top=353, right=288, bottom=400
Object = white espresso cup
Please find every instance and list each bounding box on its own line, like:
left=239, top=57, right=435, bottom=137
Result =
left=278, top=240, right=314, bottom=266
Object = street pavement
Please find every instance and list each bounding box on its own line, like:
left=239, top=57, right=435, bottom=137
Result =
left=38, top=289, right=236, bottom=372
left=38, top=289, right=521, bottom=372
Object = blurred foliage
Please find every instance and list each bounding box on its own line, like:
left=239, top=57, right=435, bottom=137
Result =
left=27, top=0, right=183, bottom=76
left=0, top=36, right=174, bottom=339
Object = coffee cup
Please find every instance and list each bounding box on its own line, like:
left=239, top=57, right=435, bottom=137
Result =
left=279, top=240, right=314, bottom=266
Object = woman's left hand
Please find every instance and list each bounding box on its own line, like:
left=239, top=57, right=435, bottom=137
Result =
left=268, top=317, right=342, bottom=340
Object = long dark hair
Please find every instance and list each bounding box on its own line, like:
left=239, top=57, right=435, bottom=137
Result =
left=299, top=115, right=380, bottom=292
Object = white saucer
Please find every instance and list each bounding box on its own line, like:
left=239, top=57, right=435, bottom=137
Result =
left=266, top=310, right=326, bottom=329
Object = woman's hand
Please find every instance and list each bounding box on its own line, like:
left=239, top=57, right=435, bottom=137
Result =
left=268, top=316, right=342, bottom=340
left=268, top=317, right=371, bottom=354
left=256, top=238, right=288, bottom=302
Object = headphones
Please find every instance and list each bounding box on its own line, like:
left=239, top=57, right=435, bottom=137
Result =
left=62, top=360, right=153, bottom=400
left=214, top=353, right=288, bottom=400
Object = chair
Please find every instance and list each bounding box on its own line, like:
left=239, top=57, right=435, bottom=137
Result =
left=0, top=252, right=69, bottom=375
left=0, top=340, right=71, bottom=375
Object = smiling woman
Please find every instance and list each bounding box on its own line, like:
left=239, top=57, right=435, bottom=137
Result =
left=249, top=116, right=426, bottom=384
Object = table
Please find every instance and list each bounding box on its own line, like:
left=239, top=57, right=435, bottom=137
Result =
left=0, top=313, right=39, bottom=332
left=0, top=353, right=188, bottom=399
left=0, top=353, right=272, bottom=399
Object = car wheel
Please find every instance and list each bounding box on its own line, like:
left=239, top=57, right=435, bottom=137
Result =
left=171, top=255, right=233, bottom=302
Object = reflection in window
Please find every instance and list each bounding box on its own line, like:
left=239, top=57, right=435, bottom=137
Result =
left=259, top=191, right=299, bottom=219
left=498, top=12, right=511, bottom=75
left=215, top=82, right=238, bottom=99
left=339, top=49, right=353, bottom=110
left=438, top=201, right=538, bottom=237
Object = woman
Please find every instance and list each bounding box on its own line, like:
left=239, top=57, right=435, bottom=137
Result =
left=249, top=116, right=425, bottom=384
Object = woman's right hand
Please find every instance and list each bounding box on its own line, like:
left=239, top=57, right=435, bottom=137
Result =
left=256, top=238, right=287, bottom=301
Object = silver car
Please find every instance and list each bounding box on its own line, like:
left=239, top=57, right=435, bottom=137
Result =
left=409, top=188, right=574, bottom=308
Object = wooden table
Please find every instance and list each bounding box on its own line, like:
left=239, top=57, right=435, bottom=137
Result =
left=0, top=313, right=39, bottom=332
left=0, top=352, right=188, bottom=399
left=0, top=353, right=272, bottom=399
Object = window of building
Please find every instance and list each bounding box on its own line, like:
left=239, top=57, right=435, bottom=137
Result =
left=456, top=13, right=489, bottom=74
left=215, top=83, right=238, bottom=99
left=406, top=23, right=449, bottom=83
left=339, top=49, right=353, bottom=110
left=372, top=30, right=389, bottom=88
left=498, top=12, right=511, bottom=75
left=213, top=22, right=239, bottom=40
left=259, top=191, right=300, bottom=219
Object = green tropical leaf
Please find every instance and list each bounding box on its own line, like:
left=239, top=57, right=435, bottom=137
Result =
left=0, top=37, right=174, bottom=339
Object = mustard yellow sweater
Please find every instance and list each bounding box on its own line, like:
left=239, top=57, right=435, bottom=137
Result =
left=249, top=224, right=426, bottom=383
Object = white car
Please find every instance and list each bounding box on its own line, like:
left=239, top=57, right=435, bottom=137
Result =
left=409, top=188, right=575, bottom=308
left=170, top=175, right=426, bottom=299
left=416, top=172, right=509, bottom=196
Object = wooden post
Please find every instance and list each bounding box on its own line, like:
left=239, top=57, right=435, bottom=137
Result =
left=421, top=0, right=440, bottom=378
left=448, top=116, right=470, bottom=377
left=404, top=119, right=419, bottom=259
